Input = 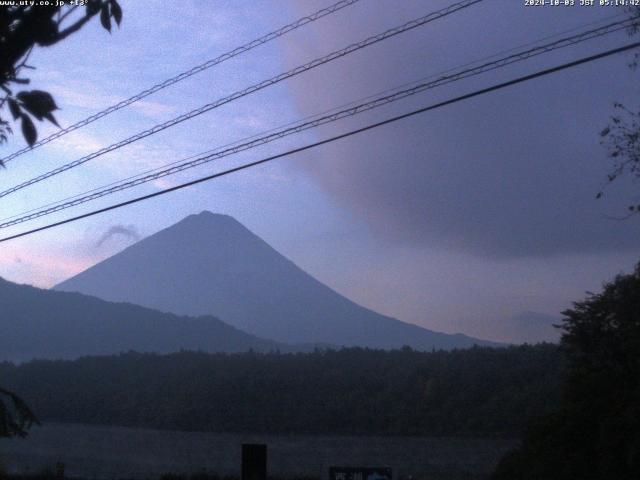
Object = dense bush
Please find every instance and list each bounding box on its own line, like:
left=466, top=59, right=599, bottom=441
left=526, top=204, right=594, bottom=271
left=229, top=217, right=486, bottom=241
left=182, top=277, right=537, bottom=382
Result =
left=493, top=263, right=640, bottom=479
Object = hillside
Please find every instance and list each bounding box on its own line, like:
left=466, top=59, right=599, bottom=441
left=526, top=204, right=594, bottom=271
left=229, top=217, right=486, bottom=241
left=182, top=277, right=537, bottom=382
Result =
left=0, top=277, right=287, bottom=362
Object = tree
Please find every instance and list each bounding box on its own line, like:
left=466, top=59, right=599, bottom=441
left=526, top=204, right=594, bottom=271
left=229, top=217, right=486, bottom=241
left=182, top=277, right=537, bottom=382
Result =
left=0, top=0, right=122, bottom=438
left=492, top=262, right=640, bottom=479
left=598, top=7, right=640, bottom=212
left=0, top=0, right=122, bottom=155
left=0, top=387, right=38, bottom=437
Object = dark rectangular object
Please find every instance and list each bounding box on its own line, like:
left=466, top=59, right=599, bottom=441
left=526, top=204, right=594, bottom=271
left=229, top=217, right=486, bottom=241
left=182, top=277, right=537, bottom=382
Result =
left=242, top=443, right=267, bottom=480
left=329, top=467, right=392, bottom=480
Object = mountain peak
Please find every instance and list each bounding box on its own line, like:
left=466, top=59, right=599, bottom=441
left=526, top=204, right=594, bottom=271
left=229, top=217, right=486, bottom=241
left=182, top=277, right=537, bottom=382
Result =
left=178, top=211, right=249, bottom=230
left=183, top=211, right=237, bottom=223
left=55, top=214, right=496, bottom=349
left=197, top=210, right=228, bottom=219
left=152, top=212, right=254, bottom=247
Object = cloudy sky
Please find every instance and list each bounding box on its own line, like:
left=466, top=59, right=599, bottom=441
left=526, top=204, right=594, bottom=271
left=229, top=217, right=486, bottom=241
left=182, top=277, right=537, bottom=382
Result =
left=1, top=0, right=639, bottom=342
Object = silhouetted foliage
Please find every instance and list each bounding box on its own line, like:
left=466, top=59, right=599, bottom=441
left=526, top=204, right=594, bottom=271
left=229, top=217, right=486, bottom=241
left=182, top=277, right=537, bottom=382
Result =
left=1, top=0, right=123, bottom=438
left=0, top=0, right=122, bottom=151
left=492, top=262, right=640, bottom=479
left=598, top=7, right=640, bottom=212
left=0, top=345, right=563, bottom=437
left=0, top=386, right=38, bottom=438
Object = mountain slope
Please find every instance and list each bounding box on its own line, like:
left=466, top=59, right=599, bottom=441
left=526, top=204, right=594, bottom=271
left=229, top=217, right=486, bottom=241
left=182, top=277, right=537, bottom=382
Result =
left=0, top=277, right=286, bottom=362
left=55, top=211, right=496, bottom=349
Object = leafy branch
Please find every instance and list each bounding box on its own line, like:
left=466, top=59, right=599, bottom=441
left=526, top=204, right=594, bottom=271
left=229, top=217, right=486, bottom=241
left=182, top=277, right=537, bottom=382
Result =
left=597, top=6, right=640, bottom=213
left=0, top=387, right=40, bottom=438
left=0, top=0, right=123, bottom=155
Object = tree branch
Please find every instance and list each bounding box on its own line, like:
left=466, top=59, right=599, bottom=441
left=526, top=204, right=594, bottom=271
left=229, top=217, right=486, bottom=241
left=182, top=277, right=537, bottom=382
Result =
left=52, top=11, right=94, bottom=43
left=57, top=5, right=80, bottom=26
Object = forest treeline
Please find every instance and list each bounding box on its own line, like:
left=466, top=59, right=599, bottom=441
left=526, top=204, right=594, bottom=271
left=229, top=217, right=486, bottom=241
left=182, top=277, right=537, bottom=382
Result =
left=0, top=345, right=562, bottom=437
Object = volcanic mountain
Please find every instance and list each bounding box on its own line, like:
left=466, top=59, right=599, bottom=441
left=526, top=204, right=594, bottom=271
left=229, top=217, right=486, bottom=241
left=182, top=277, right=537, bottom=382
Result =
left=55, top=211, right=494, bottom=349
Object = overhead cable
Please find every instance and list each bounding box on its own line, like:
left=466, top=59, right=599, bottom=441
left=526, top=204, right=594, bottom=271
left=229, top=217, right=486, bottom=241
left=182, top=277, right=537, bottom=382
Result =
left=0, top=16, right=632, bottom=230
left=1, top=40, right=637, bottom=243
left=0, top=0, right=364, bottom=165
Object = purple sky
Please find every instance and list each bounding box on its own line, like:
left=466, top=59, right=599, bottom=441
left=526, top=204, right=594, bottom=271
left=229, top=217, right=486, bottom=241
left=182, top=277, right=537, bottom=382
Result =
left=1, top=0, right=639, bottom=342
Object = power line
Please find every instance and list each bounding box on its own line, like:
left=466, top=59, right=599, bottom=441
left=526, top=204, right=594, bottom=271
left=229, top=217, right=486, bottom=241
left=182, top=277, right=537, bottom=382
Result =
left=7, top=11, right=623, bottom=226
left=0, top=0, right=483, bottom=200
left=4, top=9, right=622, bottom=223
left=0, top=16, right=632, bottom=230
left=0, top=0, right=363, bottom=165
left=1, top=40, right=637, bottom=244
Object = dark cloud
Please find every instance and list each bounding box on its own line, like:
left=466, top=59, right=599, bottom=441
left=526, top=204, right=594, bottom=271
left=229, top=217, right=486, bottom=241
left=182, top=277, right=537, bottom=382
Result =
left=283, top=0, right=640, bottom=257
left=95, top=224, right=140, bottom=248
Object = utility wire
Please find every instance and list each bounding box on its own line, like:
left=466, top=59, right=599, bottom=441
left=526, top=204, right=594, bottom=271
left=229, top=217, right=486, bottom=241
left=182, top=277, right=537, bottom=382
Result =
left=0, top=0, right=483, bottom=200
left=4, top=10, right=623, bottom=221
left=0, top=14, right=630, bottom=225
left=0, top=0, right=363, bottom=165
left=1, top=40, right=638, bottom=244
left=0, top=16, right=633, bottom=230
left=8, top=9, right=624, bottom=225
left=4, top=8, right=622, bottom=225
left=1, top=8, right=624, bottom=222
